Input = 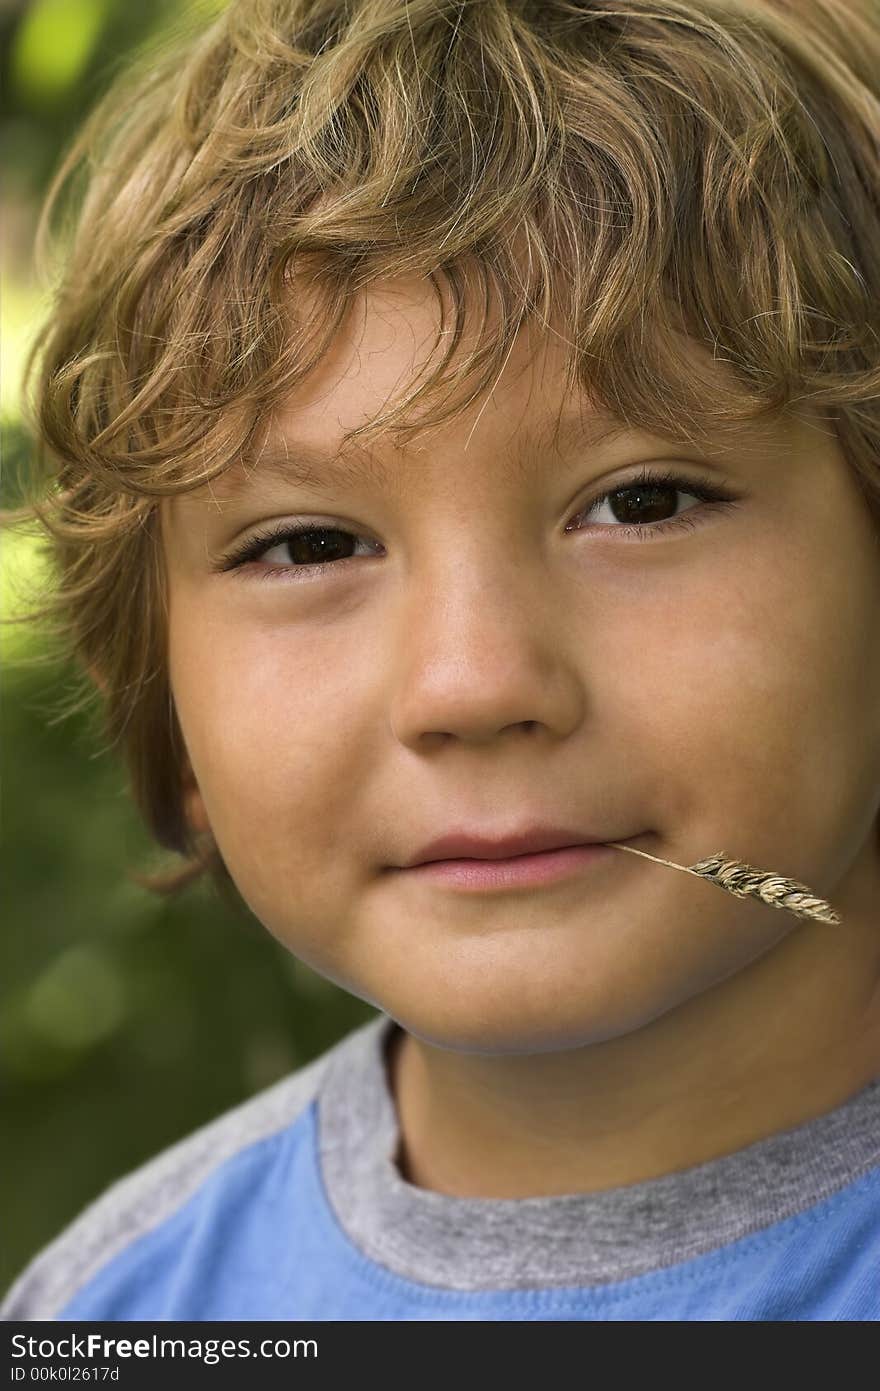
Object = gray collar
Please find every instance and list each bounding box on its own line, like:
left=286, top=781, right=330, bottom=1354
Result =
left=318, top=1012, right=880, bottom=1290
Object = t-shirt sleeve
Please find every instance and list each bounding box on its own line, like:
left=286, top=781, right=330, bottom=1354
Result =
left=1, top=1049, right=333, bottom=1320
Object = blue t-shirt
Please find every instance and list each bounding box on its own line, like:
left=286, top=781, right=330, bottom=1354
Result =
left=3, top=1012, right=878, bottom=1320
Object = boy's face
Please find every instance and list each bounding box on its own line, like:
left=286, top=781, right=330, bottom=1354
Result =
left=161, top=277, right=880, bottom=1053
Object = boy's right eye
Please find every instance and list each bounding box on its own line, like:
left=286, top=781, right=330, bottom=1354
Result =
left=214, top=523, right=383, bottom=581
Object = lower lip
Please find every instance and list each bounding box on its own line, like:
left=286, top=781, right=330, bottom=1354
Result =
left=399, top=842, right=618, bottom=890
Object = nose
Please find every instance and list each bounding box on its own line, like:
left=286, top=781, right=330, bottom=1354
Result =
left=387, top=547, right=586, bottom=748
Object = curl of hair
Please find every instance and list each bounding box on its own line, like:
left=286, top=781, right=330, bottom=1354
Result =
left=4, top=0, right=880, bottom=896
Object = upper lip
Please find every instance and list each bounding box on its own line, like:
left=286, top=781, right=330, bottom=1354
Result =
left=399, top=826, right=612, bottom=868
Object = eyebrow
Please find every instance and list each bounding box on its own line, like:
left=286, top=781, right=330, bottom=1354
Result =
left=216, top=410, right=642, bottom=500
left=217, top=437, right=394, bottom=499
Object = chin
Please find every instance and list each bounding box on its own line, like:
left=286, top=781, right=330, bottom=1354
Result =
left=350, top=911, right=725, bottom=1055
left=377, top=985, right=673, bottom=1057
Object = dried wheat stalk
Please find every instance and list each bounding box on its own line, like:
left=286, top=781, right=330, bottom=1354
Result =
left=604, top=843, right=841, bottom=925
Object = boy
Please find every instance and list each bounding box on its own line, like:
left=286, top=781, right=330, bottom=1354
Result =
left=2, top=0, right=879, bottom=1321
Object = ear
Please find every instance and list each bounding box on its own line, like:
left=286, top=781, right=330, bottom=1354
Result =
left=87, top=662, right=108, bottom=695
left=87, top=658, right=212, bottom=837
left=181, top=757, right=212, bottom=836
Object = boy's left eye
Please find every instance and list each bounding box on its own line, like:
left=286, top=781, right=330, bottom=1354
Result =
left=214, top=467, right=740, bottom=580
left=566, top=467, right=740, bottom=540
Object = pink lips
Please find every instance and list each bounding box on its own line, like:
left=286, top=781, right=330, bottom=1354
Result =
left=397, top=841, right=617, bottom=890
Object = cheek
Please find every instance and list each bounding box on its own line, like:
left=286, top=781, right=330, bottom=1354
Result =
left=626, top=533, right=880, bottom=864
left=168, top=613, right=369, bottom=886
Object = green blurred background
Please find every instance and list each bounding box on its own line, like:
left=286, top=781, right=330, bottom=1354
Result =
left=1, top=0, right=376, bottom=1296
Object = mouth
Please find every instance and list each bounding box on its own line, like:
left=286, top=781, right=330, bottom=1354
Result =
left=390, top=837, right=648, bottom=892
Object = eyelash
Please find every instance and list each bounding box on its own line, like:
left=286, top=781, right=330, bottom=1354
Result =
left=214, top=468, right=741, bottom=582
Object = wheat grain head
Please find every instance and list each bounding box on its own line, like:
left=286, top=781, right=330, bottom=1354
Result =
left=605, top=843, right=841, bottom=925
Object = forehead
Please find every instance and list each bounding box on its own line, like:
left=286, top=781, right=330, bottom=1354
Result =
left=255, top=277, right=604, bottom=469
left=182, top=275, right=638, bottom=507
